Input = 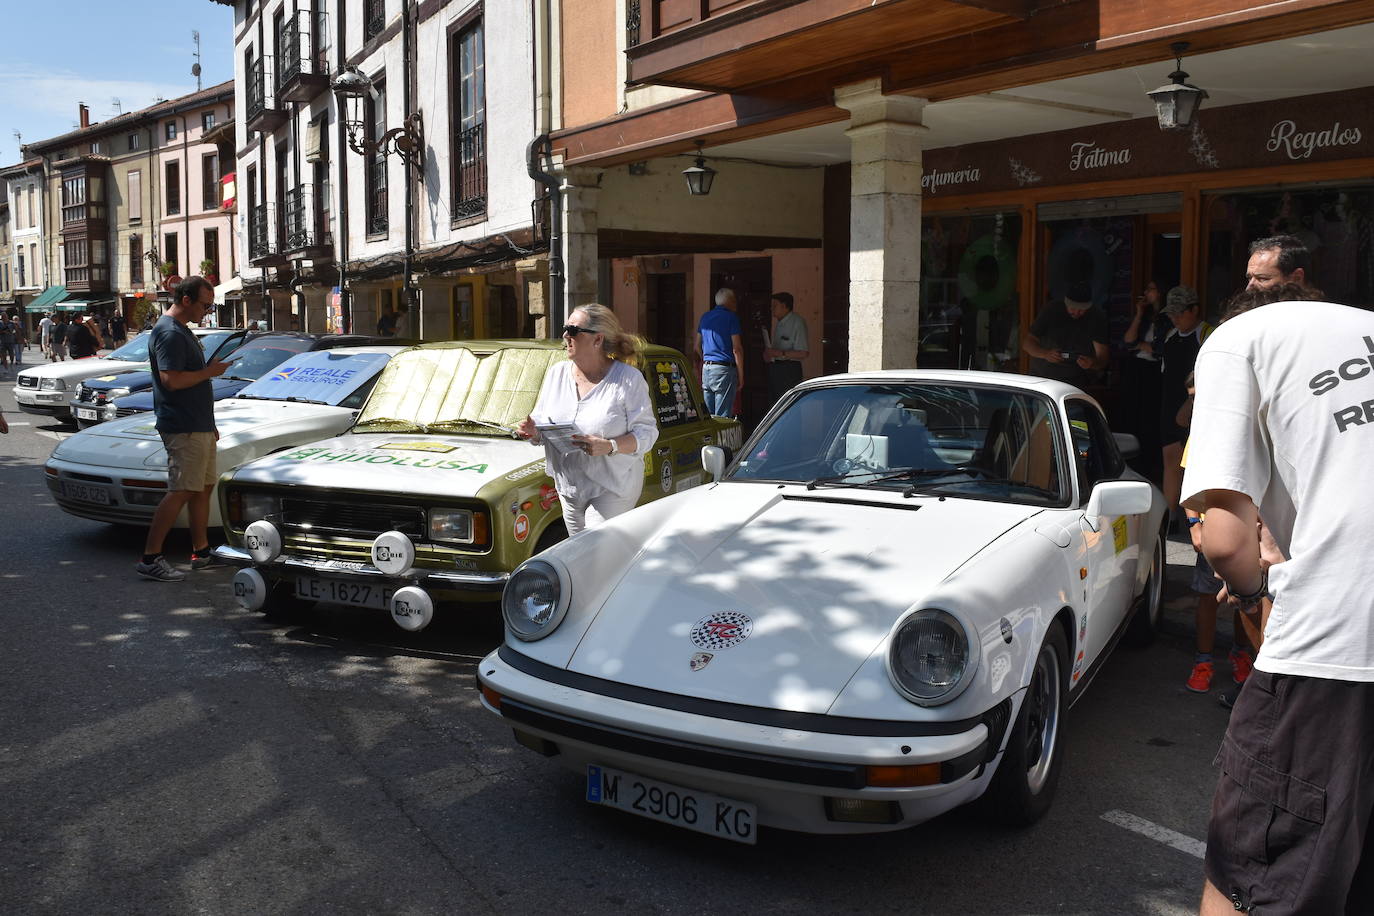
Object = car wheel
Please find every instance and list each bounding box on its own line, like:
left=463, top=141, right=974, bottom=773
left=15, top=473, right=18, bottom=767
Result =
left=985, top=625, right=1067, bottom=827
left=533, top=522, right=567, bottom=554
left=1124, top=526, right=1166, bottom=648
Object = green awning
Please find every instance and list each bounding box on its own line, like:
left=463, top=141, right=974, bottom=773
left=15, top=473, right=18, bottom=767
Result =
left=23, top=284, right=66, bottom=312
left=56, top=298, right=115, bottom=311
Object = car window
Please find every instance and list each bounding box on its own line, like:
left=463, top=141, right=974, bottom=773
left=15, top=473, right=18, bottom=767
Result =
left=1065, top=399, right=1126, bottom=496
left=200, top=330, right=243, bottom=357
left=644, top=358, right=705, bottom=429
left=731, top=382, right=1066, bottom=505
left=108, top=334, right=151, bottom=362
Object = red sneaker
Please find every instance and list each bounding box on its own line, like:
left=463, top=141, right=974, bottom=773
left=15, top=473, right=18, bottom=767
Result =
left=1187, top=661, right=1214, bottom=693
left=1230, top=650, right=1253, bottom=685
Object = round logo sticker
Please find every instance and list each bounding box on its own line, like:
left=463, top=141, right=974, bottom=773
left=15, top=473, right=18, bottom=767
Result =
left=690, top=611, right=754, bottom=650
left=514, top=514, right=530, bottom=543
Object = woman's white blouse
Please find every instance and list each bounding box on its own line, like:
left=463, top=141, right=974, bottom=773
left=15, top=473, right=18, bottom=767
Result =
left=530, top=359, right=659, bottom=499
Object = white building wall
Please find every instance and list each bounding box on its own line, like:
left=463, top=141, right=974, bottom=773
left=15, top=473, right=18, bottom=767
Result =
left=7, top=172, right=46, bottom=292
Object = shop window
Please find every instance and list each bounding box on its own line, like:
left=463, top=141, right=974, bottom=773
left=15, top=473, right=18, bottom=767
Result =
left=919, top=211, right=1022, bottom=371
left=1040, top=214, right=1136, bottom=350
left=1204, top=186, right=1374, bottom=314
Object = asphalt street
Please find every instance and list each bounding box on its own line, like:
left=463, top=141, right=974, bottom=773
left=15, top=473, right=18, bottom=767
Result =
left=1, top=375, right=1239, bottom=915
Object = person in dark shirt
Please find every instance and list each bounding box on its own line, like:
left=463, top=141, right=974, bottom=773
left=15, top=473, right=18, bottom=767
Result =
left=49, top=314, right=69, bottom=361
left=66, top=315, right=99, bottom=359
left=1021, top=281, right=1109, bottom=388
left=135, top=277, right=232, bottom=582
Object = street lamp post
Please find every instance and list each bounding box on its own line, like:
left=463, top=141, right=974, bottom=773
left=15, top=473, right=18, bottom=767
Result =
left=332, top=4, right=424, bottom=330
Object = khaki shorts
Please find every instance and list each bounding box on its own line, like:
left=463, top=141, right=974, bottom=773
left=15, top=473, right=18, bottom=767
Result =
left=161, top=431, right=219, bottom=491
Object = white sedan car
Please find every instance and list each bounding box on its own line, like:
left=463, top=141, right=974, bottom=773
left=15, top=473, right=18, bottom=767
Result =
left=45, top=346, right=401, bottom=528
left=477, top=370, right=1166, bottom=842
left=12, top=328, right=237, bottom=420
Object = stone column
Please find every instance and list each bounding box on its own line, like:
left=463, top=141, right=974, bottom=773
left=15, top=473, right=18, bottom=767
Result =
left=516, top=257, right=550, bottom=338
left=561, top=167, right=602, bottom=311
left=834, top=79, right=927, bottom=371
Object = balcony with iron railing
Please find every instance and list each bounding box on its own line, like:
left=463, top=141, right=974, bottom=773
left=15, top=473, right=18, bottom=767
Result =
left=246, top=56, right=288, bottom=133
left=282, top=184, right=332, bottom=256
left=249, top=202, right=286, bottom=266
left=452, top=123, right=487, bottom=222
left=279, top=11, right=331, bottom=103
left=365, top=0, right=386, bottom=41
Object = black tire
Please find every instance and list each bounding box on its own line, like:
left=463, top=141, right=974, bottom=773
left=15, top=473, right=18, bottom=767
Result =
left=1124, top=527, right=1167, bottom=648
left=984, top=624, right=1068, bottom=827
left=532, top=522, right=567, bottom=555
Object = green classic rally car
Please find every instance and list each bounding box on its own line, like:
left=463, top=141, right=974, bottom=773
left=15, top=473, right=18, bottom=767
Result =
left=214, top=340, right=741, bottom=629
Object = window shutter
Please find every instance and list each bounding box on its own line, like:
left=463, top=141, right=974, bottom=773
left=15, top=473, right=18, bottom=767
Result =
left=305, top=119, right=322, bottom=162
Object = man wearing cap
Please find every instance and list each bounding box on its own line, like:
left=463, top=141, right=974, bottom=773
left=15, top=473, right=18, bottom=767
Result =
left=1158, top=285, right=1212, bottom=525
left=1021, top=280, right=1109, bottom=389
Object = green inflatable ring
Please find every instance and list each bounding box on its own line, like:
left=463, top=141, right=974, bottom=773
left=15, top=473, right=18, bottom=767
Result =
left=957, top=235, right=1016, bottom=311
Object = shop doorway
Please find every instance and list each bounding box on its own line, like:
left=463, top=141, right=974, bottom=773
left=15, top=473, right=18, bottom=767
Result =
left=709, top=257, right=771, bottom=429
left=646, top=272, right=688, bottom=356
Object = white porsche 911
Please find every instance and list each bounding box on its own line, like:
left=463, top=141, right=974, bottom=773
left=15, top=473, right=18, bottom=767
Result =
left=477, top=370, right=1167, bottom=842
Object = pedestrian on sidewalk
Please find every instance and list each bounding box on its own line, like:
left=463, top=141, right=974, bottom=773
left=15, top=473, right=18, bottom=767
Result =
left=0, top=314, right=14, bottom=373
left=66, top=315, right=99, bottom=359
left=136, top=277, right=232, bottom=582
left=1184, top=289, right=1374, bottom=914
left=696, top=288, right=744, bottom=419
left=111, top=312, right=127, bottom=346
left=764, top=291, right=809, bottom=406
left=38, top=312, right=53, bottom=360
left=49, top=314, right=68, bottom=361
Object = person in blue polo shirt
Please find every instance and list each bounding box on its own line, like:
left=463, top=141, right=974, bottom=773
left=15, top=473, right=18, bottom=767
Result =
left=695, top=288, right=744, bottom=418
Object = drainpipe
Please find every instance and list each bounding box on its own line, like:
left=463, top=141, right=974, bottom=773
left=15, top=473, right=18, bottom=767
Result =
left=180, top=114, right=191, bottom=283
left=528, top=0, right=563, bottom=334
left=336, top=0, right=351, bottom=333
left=401, top=0, right=415, bottom=319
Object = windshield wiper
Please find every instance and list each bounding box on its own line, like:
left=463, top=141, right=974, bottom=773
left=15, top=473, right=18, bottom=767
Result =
left=427, top=417, right=516, bottom=436
left=284, top=396, right=329, bottom=405
left=806, top=465, right=929, bottom=490
left=233, top=394, right=269, bottom=400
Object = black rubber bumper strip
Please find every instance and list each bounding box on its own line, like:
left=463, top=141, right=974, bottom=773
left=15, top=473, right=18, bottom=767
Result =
left=494, top=644, right=992, bottom=738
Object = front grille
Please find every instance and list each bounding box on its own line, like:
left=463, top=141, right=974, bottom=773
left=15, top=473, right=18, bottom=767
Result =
left=280, top=498, right=427, bottom=539
left=76, top=387, right=97, bottom=403
left=18, top=376, right=37, bottom=389
left=116, top=406, right=147, bottom=418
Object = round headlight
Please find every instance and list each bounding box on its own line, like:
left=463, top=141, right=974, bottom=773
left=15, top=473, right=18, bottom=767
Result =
left=887, top=609, right=978, bottom=706
left=502, top=558, right=568, bottom=641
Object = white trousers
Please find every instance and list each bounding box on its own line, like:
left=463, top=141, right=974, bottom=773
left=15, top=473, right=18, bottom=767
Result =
left=559, top=489, right=639, bottom=536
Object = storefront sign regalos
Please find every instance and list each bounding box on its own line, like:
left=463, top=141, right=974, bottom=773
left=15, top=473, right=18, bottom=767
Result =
left=1267, top=119, right=1362, bottom=161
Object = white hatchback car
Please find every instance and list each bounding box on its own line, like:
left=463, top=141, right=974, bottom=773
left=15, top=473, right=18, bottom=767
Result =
left=45, top=346, right=401, bottom=528
left=478, top=370, right=1167, bottom=842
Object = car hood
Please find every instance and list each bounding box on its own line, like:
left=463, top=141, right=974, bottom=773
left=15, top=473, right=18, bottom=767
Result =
left=83, top=369, right=154, bottom=392
left=115, top=377, right=251, bottom=411
left=49, top=399, right=352, bottom=471
left=225, top=432, right=543, bottom=498
left=561, top=485, right=1042, bottom=713
left=19, top=357, right=150, bottom=383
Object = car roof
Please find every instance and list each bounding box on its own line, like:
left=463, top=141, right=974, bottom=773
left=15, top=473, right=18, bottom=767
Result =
left=795, top=368, right=1087, bottom=401
left=400, top=339, right=690, bottom=359
left=286, top=345, right=407, bottom=357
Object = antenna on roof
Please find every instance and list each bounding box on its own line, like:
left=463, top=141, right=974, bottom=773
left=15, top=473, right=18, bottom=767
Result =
left=192, top=30, right=203, bottom=91
left=112, top=97, right=122, bottom=115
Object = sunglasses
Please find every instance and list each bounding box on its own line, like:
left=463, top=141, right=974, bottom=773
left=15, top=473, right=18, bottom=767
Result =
left=561, top=324, right=595, bottom=337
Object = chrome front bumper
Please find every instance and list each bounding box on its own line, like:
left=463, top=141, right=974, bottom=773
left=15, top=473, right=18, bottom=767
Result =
left=213, top=544, right=510, bottom=592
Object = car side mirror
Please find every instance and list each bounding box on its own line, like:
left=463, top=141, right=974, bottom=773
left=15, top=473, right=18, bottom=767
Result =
left=701, top=445, right=732, bottom=481
left=1083, top=480, right=1153, bottom=530
left=1112, top=432, right=1140, bottom=460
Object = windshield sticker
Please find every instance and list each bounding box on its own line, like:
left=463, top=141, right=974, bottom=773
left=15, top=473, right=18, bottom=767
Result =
left=268, top=365, right=359, bottom=385
left=674, top=473, right=703, bottom=493
left=379, top=441, right=458, bottom=453
left=281, top=446, right=488, bottom=472
left=650, top=361, right=700, bottom=428
left=659, top=459, right=673, bottom=494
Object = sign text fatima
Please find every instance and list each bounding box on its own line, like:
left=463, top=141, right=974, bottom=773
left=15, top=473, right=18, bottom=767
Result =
left=1068, top=141, right=1131, bottom=171
left=1267, top=119, right=1363, bottom=161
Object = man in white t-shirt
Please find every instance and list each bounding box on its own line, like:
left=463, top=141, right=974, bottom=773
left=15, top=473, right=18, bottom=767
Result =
left=38, top=312, right=54, bottom=359
left=1182, top=298, right=1374, bottom=915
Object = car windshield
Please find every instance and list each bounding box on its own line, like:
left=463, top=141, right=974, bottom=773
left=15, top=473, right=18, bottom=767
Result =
left=198, top=329, right=241, bottom=356
left=731, top=382, right=1068, bottom=506
left=235, top=349, right=393, bottom=406
left=107, top=333, right=151, bottom=362
left=219, top=338, right=313, bottom=381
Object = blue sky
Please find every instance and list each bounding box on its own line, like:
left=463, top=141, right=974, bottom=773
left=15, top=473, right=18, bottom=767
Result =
left=0, top=1, right=235, bottom=165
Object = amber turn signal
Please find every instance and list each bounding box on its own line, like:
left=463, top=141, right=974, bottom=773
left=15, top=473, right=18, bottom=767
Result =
left=480, top=684, right=502, bottom=710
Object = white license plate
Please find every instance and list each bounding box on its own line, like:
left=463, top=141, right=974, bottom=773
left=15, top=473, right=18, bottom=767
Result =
left=294, top=576, right=394, bottom=609
left=586, top=764, right=757, bottom=844
left=75, top=407, right=100, bottom=420
left=62, top=480, right=111, bottom=505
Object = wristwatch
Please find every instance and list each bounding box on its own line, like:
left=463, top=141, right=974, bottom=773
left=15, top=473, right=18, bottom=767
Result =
left=608, top=437, right=619, bottom=455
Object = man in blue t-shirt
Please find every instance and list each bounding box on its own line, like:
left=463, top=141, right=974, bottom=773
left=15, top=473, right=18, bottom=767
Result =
left=136, top=276, right=232, bottom=582
left=695, top=288, right=744, bottom=418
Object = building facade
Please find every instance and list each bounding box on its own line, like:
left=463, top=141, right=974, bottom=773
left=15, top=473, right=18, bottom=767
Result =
left=550, top=0, right=1374, bottom=426
left=219, top=0, right=549, bottom=339
left=1, top=160, right=48, bottom=319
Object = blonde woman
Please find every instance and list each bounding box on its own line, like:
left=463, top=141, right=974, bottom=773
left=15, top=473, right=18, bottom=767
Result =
left=517, top=304, right=659, bottom=534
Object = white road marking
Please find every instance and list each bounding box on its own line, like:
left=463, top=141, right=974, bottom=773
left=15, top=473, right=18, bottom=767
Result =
left=1101, top=809, right=1206, bottom=859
